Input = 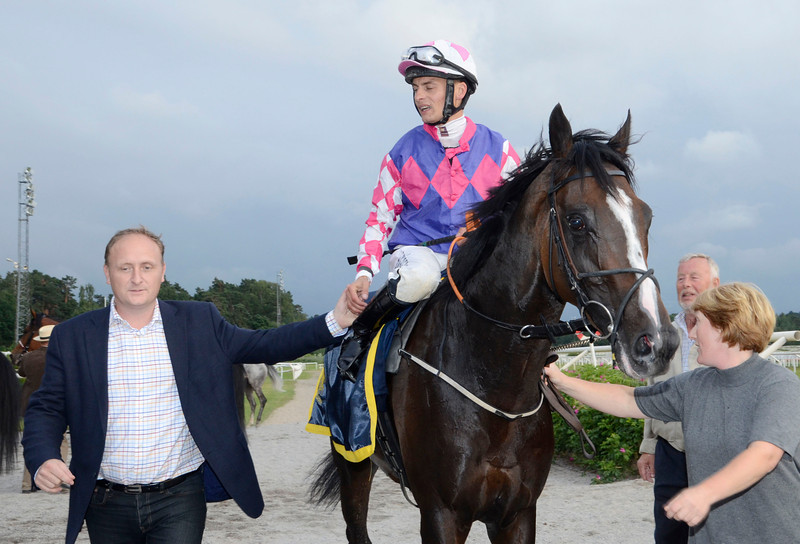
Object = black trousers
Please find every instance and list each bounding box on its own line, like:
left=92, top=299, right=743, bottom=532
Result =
left=653, top=437, right=690, bottom=544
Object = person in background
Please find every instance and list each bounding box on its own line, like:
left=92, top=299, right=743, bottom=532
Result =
left=22, top=226, right=356, bottom=544
left=339, top=39, right=520, bottom=379
left=18, top=324, right=69, bottom=493
left=546, top=282, right=800, bottom=543
left=637, top=253, right=719, bottom=543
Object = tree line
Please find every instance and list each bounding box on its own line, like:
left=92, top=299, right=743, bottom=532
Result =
left=0, top=270, right=307, bottom=350
left=3, top=270, right=800, bottom=352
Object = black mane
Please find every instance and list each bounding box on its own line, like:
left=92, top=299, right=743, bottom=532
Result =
left=435, top=129, right=637, bottom=300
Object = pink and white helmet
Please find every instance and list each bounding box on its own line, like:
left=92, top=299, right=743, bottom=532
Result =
left=398, top=39, right=478, bottom=91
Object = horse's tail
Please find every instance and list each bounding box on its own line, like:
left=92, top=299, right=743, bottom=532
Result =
left=0, top=353, right=21, bottom=473
left=308, top=451, right=341, bottom=508
left=266, top=364, right=284, bottom=392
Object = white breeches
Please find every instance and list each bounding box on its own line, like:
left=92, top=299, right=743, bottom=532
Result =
left=387, top=246, right=447, bottom=304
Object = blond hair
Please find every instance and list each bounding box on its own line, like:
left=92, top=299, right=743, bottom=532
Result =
left=104, top=226, right=165, bottom=265
left=691, top=282, right=775, bottom=352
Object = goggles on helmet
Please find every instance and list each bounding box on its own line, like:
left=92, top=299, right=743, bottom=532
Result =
left=402, top=45, right=477, bottom=86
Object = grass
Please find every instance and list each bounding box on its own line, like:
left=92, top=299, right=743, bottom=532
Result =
left=241, top=368, right=320, bottom=425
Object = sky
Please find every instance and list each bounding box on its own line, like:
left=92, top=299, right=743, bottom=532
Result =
left=1, top=0, right=798, bottom=319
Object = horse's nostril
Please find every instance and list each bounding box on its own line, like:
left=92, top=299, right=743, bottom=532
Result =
left=635, top=334, right=654, bottom=357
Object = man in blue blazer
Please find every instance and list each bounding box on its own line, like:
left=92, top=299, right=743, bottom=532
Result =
left=22, top=226, right=355, bottom=544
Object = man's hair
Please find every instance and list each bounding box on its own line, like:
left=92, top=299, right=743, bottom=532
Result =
left=691, top=282, right=775, bottom=352
left=104, top=226, right=165, bottom=265
left=679, top=253, right=720, bottom=280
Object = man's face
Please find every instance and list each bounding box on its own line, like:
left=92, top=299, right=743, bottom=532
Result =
left=103, top=233, right=165, bottom=317
left=412, top=76, right=448, bottom=124
left=411, top=76, right=466, bottom=125
left=676, top=257, right=719, bottom=310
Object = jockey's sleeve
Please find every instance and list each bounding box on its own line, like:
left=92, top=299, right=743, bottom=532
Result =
left=355, top=153, right=402, bottom=277
left=500, top=140, right=521, bottom=180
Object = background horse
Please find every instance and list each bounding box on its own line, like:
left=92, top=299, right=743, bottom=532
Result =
left=2, top=310, right=58, bottom=474
left=10, top=310, right=60, bottom=364
left=0, top=352, right=20, bottom=473
left=243, top=363, right=284, bottom=425
left=312, top=104, right=679, bottom=543
left=11, top=311, right=61, bottom=415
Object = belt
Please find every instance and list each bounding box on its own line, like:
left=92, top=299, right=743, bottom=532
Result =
left=96, top=468, right=200, bottom=495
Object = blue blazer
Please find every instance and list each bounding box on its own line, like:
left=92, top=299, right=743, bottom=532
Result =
left=22, top=300, right=336, bottom=544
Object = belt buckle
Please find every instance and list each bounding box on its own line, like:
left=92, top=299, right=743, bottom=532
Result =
left=126, top=484, right=143, bottom=494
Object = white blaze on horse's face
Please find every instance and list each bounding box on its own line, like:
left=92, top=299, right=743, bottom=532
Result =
left=606, top=190, right=663, bottom=367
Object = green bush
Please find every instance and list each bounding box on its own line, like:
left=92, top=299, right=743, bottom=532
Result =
left=551, top=363, right=646, bottom=483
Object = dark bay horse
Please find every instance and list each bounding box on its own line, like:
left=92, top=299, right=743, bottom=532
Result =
left=11, top=311, right=61, bottom=418
left=312, top=104, right=679, bottom=543
left=0, top=352, right=20, bottom=473
left=10, top=310, right=60, bottom=364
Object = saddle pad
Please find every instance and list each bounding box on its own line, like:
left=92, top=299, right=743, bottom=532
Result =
left=305, top=328, right=384, bottom=462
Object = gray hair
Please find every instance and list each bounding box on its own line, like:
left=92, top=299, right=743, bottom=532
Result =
left=679, top=253, right=719, bottom=280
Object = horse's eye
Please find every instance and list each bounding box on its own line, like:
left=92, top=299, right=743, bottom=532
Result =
left=566, top=215, right=586, bottom=231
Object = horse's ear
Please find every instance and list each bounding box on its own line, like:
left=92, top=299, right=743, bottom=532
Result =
left=609, top=109, right=632, bottom=156
left=549, top=103, right=573, bottom=159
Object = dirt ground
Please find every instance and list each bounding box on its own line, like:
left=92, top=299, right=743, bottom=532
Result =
left=0, top=375, right=654, bottom=543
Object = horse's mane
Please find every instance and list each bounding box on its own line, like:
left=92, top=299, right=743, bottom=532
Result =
left=434, top=129, right=637, bottom=301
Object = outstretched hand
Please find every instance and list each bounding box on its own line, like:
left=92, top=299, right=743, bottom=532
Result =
left=345, top=276, right=370, bottom=315
left=333, top=287, right=357, bottom=329
left=543, top=361, right=566, bottom=387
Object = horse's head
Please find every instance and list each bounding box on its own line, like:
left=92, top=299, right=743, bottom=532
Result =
left=10, top=310, right=59, bottom=362
left=541, top=104, right=678, bottom=378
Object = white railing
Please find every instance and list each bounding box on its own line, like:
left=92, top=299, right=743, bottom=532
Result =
left=274, top=361, right=320, bottom=380
left=555, top=331, right=800, bottom=371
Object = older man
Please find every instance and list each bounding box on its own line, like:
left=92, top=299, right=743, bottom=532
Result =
left=637, top=253, right=720, bottom=543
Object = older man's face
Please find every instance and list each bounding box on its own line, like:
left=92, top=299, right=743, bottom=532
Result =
left=676, top=257, right=719, bottom=310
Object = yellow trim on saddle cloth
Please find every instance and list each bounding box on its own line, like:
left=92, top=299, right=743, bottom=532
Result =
left=304, top=325, right=383, bottom=462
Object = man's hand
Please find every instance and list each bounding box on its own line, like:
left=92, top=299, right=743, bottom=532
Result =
left=345, top=276, right=370, bottom=315
left=34, top=459, right=75, bottom=493
left=637, top=453, right=655, bottom=482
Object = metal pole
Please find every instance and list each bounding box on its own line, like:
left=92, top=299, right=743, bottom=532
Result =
left=276, top=270, right=283, bottom=327
left=15, top=167, right=35, bottom=341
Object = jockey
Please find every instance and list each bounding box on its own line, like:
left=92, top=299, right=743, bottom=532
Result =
left=339, top=39, right=521, bottom=379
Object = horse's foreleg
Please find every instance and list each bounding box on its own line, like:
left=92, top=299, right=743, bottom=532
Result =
left=419, top=508, right=471, bottom=544
left=486, top=506, right=538, bottom=544
left=331, top=445, right=375, bottom=544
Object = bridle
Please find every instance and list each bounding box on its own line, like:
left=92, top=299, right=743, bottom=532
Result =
left=447, top=168, right=659, bottom=348
left=546, top=169, right=659, bottom=348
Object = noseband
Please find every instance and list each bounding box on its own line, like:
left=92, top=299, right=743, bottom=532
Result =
left=546, top=169, right=659, bottom=348
left=446, top=169, right=659, bottom=347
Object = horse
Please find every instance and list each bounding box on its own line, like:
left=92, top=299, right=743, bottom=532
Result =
left=11, top=311, right=61, bottom=415
left=243, top=363, right=284, bottom=425
left=311, top=104, right=680, bottom=543
left=0, top=352, right=20, bottom=473
left=10, top=310, right=60, bottom=364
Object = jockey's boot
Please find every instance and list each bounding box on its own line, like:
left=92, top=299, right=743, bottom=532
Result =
left=376, top=410, right=410, bottom=489
left=337, top=285, right=408, bottom=382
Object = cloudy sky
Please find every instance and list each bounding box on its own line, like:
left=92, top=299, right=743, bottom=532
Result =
left=1, top=1, right=798, bottom=319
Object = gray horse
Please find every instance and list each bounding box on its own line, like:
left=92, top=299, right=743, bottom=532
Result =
left=242, top=364, right=284, bottom=425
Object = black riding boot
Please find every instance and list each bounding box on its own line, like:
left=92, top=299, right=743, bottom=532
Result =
left=337, top=285, right=408, bottom=382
